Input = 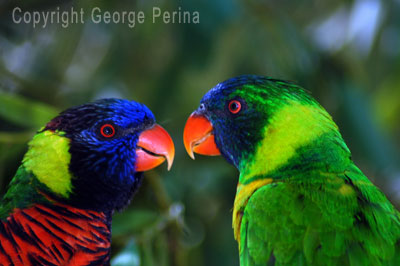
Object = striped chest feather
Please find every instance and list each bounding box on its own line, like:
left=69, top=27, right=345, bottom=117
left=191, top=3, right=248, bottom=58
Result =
left=0, top=202, right=111, bottom=266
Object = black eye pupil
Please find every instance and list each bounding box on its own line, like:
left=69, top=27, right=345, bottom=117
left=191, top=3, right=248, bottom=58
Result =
left=231, top=102, right=238, bottom=110
left=103, top=127, right=113, bottom=135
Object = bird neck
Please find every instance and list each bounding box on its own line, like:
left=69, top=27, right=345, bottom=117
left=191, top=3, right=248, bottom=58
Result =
left=237, top=102, right=351, bottom=184
left=0, top=165, right=114, bottom=222
left=22, top=130, right=74, bottom=198
left=65, top=171, right=144, bottom=213
left=0, top=161, right=134, bottom=221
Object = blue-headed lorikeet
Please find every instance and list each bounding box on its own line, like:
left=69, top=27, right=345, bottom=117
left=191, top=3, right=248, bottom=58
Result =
left=0, top=98, right=174, bottom=265
left=183, top=75, right=400, bottom=265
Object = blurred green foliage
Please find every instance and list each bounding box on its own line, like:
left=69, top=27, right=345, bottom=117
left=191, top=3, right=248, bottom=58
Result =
left=0, top=0, right=399, bottom=265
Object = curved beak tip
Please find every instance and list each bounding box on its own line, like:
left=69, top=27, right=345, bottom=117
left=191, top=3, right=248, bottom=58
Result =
left=183, top=133, right=196, bottom=160
left=187, top=147, right=196, bottom=160
left=166, top=150, right=174, bottom=171
left=189, top=152, right=195, bottom=160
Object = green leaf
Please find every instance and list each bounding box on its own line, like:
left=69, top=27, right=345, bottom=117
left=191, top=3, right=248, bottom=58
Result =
left=0, top=93, right=59, bottom=129
left=112, top=209, right=160, bottom=237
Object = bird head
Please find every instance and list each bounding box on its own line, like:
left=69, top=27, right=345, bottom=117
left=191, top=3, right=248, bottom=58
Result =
left=23, top=98, right=174, bottom=212
left=184, top=75, right=349, bottom=178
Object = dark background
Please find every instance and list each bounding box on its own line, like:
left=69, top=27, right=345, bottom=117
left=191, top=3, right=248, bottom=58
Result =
left=0, top=0, right=399, bottom=265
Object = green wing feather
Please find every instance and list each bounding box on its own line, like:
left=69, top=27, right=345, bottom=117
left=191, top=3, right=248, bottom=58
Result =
left=240, top=163, right=400, bottom=266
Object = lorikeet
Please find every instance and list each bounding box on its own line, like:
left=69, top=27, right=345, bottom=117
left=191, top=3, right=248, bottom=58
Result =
left=183, top=75, right=400, bottom=265
left=0, top=98, right=174, bottom=265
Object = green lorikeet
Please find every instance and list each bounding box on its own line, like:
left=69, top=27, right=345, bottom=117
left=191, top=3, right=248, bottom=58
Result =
left=183, top=75, right=400, bottom=265
left=0, top=99, right=175, bottom=265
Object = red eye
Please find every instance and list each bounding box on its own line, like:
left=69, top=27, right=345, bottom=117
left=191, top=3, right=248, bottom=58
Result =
left=100, top=124, right=115, bottom=138
left=228, top=100, right=241, bottom=114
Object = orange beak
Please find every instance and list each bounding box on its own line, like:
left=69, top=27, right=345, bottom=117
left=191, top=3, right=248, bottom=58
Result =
left=183, top=113, right=221, bottom=159
left=135, top=124, right=175, bottom=172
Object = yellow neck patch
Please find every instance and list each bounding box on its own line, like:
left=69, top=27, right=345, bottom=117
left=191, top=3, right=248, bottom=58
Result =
left=23, top=130, right=73, bottom=198
left=232, top=178, right=273, bottom=248
left=240, top=101, right=337, bottom=181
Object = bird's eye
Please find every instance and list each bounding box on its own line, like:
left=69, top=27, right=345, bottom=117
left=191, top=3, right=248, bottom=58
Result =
left=100, top=124, right=116, bottom=138
left=228, top=100, right=242, bottom=114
